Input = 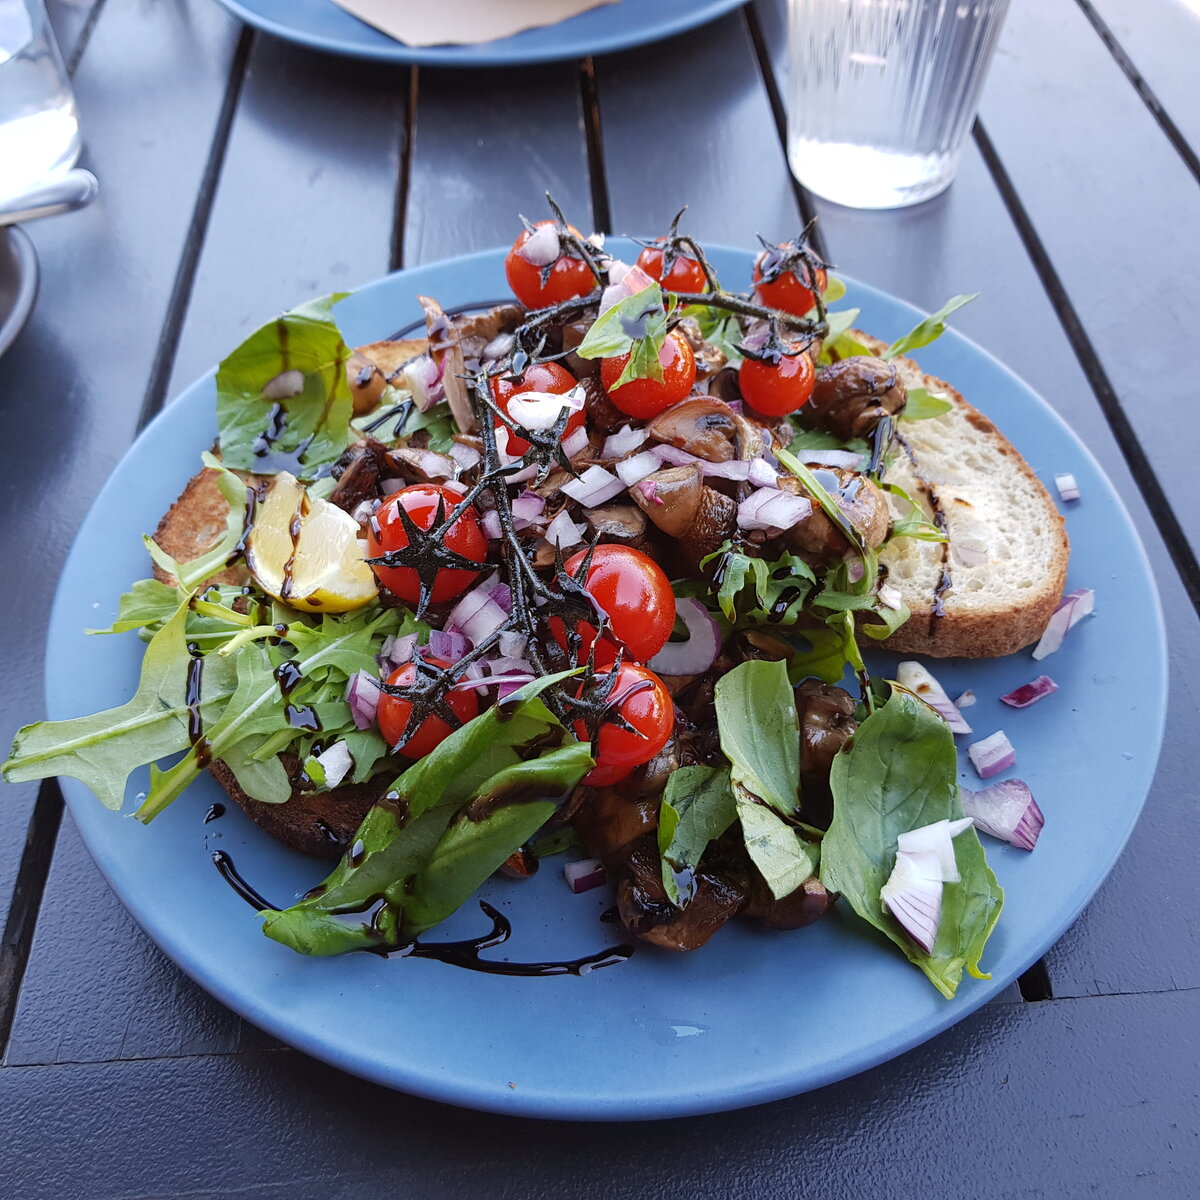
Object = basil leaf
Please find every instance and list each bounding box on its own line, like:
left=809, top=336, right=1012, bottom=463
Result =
left=216, top=293, right=355, bottom=481
left=883, top=294, right=977, bottom=360
left=736, top=790, right=817, bottom=901
left=576, top=282, right=668, bottom=360
left=714, top=659, right=800, bottom=816
left=820, top=686, right=1003, bottom=997
left=903, top=386, right=954, bottom=420
left=657, top=764, right=736, bottom=906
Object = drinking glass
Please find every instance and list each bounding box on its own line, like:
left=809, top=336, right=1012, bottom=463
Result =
left=0, top=0, right=81, bottom=200
left=787, top=0, right=1011, bottom=209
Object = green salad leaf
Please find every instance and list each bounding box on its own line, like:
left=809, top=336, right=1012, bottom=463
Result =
left=215, top=293, right=355, bottom=481
left=576, top=281, right=673, bottom=388
left=820, top=686, right=1003, bottom=997
left=883, top=294, right=977, bottom=361
left=679, top=303, right=743, bottom=363
left=735, top=793, right=817, bottom=901
left=261, top=672, right=590, bottom=955
left=903, top=386, right=954, bottom=420
left=87, top=578, right=181, bottom=635
left=657, top=764, right=736, bottom=906
left=714, top=660, right=800, bottom=817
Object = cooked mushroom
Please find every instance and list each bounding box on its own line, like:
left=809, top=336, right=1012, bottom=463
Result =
left=708, top=365, right=742, bottom=404
left=346, top=352, right=387, bottom=416
left=675, top=316, right=727, bottom=380
left=388, top=446, right=458, bottom=485
left=795, top=679, right=858, bottom=828
left=580, top=375, right=628, bottom=433
left=451, top=302, right=524, bottom=343
left=615, top=837, right=745, bottom=952
left=584, top=502, right=649, bottom=550
left=419, top=294, right=475, bottom=433
left=574, top=791, right=660, bottom=863
left=646, top=396, right=737, bottom=462
left=327, top=438, right=390, bottom=514
left=628, top=464, right=737, bottom=568
left=743, top=874, right=837, bottom=930
left=775, top=469, right=890, bottom=562
left=798, top=356, right=907, bottom=440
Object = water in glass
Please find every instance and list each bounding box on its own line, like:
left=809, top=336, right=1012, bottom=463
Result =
left=0, top=0, right=80, bottom=199
left=787, top=0, right=1011, bottom=209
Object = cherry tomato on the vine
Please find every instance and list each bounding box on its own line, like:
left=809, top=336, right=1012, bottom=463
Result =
left=505, top=221, right=596, bottom=310
left=635, top=242, right=708, bottom=295
left=752, top=251, right=828, bottom=318
left=575, top=662, right=674, bottom=787
left=366, top=484, right=487, bottom=606
left=376, top=656, right=479, bottom=759
left=600, top=330, right=696, bottom=420
left=550, top=545, right=675, bottom=666
left=490, top=361, right=585, bottom=457
left=739, top=346, right=817, bottom=417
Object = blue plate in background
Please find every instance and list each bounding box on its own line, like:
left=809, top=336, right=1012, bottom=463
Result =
left=47, top=243, right=1166, bottom=1119
left=211, top=0, right=750, bottom=66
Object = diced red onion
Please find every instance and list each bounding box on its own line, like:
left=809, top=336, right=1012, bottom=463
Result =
left=602, top=424, right=648, bottom=459
left=598, top=263, right=655, bottom=316
left=453, top=671, right=534, bottom=693
left=480, top=509, right=502, bottom=540
left=344, top=671, right=382, bottom=730
left=564, top=858, right=608, bottom=894
left=615, top=449, right=661, bottom=486
left=954, top=689, right=977, bottom=709
left=699, top=458, right=752, bottom=482
left=488, top=582, right=513, bottom=613
left=380, top=478, right=405, bottom=496
left=968, top=730, right=1016, bottom=779
left=449, top=442, right=482, bottom=471
left=498, top=631, right=527, bottom=659
left=800, top=449, right=868, bottom=471
left=652, top=444, right=701, bottom=468
left=380, top=632, right=417, bottom=668
left=350, top=498, right=378, bottom=525
left=648, top=597, right=720, bottom=676
left=560, top=426, right=590, bottom=458
left=896, top=661, right=972, bottom=735
left=516, top=221, right=561, bottom=267
left=446, top=575, right=500, bottom=637
left=462, top=599, right=507, bottom=647
left=959, top=780, right=1044, bottom=851
left=401, top=353, right=443, bottom=412
left=725, top=399, right=744, bottom=415
left=481, top=332, right=515, bottom=363
left=403, top=449, right=457, bottom=480
left=1000, top=675, right=1058, bottom=708
left=1032, top=588, right=1095, bottom=661
left=1054, top=472, right=1080, bottom=502
left=737, top=487, right=814, bottom=531
left=896, top=817, right=973, bottom=884
left=846, top=556, right=865, bottom=585
left=441, top=479, right=468, bottom=496
left=637, top=480, right=662, bottom=506
left=507, top=386, right=585, bottom=432
left=562, top=464, right=625, bottom=507
left=262, top=369, right=305, bottom=400
left=429, top=628, right=468, bottom=662
left=489, top=655, right=534, bottom=676
left=878, top=584, right=903, bottom=611
left=880, top=849, right=942, bottom=955
left=953, top=539, right=989, bottom=568
left=511, top=491, right=547, bottom=523
left=747, top=458, right=779, bottom=488
left=314, top=740, right=353, bottom=789
left=546, top=509, right=585, bottom=547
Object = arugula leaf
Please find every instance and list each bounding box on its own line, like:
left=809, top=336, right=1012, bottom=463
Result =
left=216, top=293, right=355, bottom=481
left=786, top=425, right=870, bottom=458
left=902, top=386, right=954, bottom=420
left=576, top=282, right=672, bottom=387
left=3, top=597, right=236, bottom=809
left=883, top=295, right=977, bottom=360
left=736, top=792, right=817, bottom=901
left=261, top=673, right=588, bottom=955
left=787, top=623, right=856, bottom=686
left=87, top=578, right=180, bottom=635
left=714, top=660, right=800, bottom=816
left=820, top=686, right=1003, bottom=997
left=881, top=481, right=948, bottom=544
left=679, top=303, right=743, bottom=363
left=705, top=541, right=817, bottom=627
left=657, top=765, right=736, bottom=905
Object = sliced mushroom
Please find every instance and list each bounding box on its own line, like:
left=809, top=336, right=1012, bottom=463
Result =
left=388, top=446, right=458, bottom=485
left=743, top=874, right=837, bottom=931
left=574, top=791, right=659, bottom=863
left=646, top=396, right=737, bottom=462
left=452, top=302, right=524, bottom=343
left=580, top=375, right=630, bottom=433
left=419, top=294, right=475, bottom=434
left=796, top=679, right=858, bottom=828
left=776, top=469, right=890, bottom=561
left=799, top=355, right=907, bottom=440
left=629, top=464, right=703, bottom=538
left=679, top=486, right=737, bottom=570
left=731, top=412, right=776, bottom=461
left=584, top=502, right=649, bottom=549
left=708, top=365, right=742, bottom=404
left=346, top=351, right=388, bottom=415
left=327, top=438, right=390, bottom=514
left=675, top=316, right=727, bottom=380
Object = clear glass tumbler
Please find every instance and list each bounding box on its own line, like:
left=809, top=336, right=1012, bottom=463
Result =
left=787, top=0, right=1011, bottom=209
left=0, top=0, right=81, bottom=199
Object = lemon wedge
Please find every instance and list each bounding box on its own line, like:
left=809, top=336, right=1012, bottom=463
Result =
left=244, top=472, right=377, bottom=613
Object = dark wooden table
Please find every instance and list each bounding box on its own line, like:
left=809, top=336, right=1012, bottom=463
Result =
left=2, top=0, right=1197, bottom=1194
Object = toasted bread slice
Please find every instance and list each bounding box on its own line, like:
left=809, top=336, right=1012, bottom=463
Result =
left=151, top=465, right=252, bottom=588
left=863, top=334, right=1069, bottom=658
left=354, top=336, right=428, bottom=379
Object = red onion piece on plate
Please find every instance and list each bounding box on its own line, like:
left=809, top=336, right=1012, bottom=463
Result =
left=511, top=491, right=547, bottom=523
left=960, top=780, right=1044, bottom=850
left=747, top=457, right=778, bottom=488
left=562, top=464, right=626, bottom=507
left=345, top=671, right=382, bottom=730
left=647, top=597, right=721, bottom=676
left=896, top=661, right=972, bottom=734
left=879, top=848, right=943, bottom=955
left=564, top=858, right=608, bottom=894
left=954, top=689, right=977, bottom=709
left=1031, top=588, right=1094, bottom=661
left=737, top=487, right=813, bottom=531
left=1054, top=473, right=1080, bottom=502
left=428, top=628, right=468, bottom=662
left=560, top=425, right=590, bottom=458
left=1000, top=675, right=1058, bottom=708
left=479, top=509, right=502, bottom=541
left=896, top=817, right=974, bottom=883
left=967, top=730, right=1016, bottom=778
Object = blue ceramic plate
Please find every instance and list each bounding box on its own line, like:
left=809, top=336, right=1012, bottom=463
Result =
left=48, top=243, right=1166, bottom=1120
left=211, top=0, right=749, bottom=65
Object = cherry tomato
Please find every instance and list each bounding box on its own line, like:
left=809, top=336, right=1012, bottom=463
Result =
left=551, top=545, right=675, bottom=666
left=574, top=662, right=673, bottom=787
left=739, top=347, right=817, bottom=417
left=376, top=656, right=479, bottom=759
left=490, top=361, right=585, bottom=457
left=635, top=242, right=708, bottom=294
left=600, top=330, right=696, bottom=420
left=505, top=221, right=596, bottom=310
left=366, top=484, right=487, bottom=606
left=752, top=251, right=828, bottom=318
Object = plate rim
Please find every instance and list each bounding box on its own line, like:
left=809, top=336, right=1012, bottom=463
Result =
left=48, top=242, right=1168, bottom=1119
left=210, top=0, right=750, bottom=66
left=0, top=226, right=40, bottom=359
